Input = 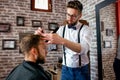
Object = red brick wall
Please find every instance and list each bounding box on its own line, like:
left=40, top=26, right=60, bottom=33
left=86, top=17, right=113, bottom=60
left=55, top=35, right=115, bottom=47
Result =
left=0, top=0, right=118, bottom=80
left=80, top=0, right=116, bottom=80
left=0, top=0, right=66, bottom=79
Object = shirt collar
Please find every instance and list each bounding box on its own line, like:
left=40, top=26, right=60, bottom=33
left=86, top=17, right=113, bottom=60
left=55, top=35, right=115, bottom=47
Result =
left=75, top=21, right=83, bottom=29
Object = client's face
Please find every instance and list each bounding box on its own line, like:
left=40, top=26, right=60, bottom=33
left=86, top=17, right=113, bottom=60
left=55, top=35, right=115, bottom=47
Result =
left=36, top=40, right=47, bottom=64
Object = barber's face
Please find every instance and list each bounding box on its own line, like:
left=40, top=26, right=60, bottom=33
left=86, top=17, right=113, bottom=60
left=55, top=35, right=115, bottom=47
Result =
left=36, top=40, right=47, bottom=64
left=66, top=8, right=81, bottom=25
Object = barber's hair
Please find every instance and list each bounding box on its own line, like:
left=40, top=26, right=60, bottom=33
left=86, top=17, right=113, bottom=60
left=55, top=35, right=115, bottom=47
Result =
left=67, top=1, right=83, bottom=13
left=19, top=34, right=42, bottom=54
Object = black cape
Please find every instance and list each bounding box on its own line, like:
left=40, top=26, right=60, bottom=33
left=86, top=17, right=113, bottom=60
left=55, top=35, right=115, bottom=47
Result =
left=6, top=61, right=51, bottom=80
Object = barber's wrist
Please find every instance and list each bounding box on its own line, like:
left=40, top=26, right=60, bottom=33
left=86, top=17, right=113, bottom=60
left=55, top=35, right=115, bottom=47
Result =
left=61, top=39, right=65, bottom=45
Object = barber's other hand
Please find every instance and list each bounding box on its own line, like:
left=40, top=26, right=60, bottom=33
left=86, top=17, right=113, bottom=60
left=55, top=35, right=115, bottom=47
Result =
left=34, top=27, right=44, bottom=35
left=42, top=33, right=64, bottom=45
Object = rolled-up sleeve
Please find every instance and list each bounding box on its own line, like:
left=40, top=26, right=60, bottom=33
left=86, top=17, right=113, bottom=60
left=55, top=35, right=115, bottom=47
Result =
left=56, top=26, right=64, bottom=37
left=79, top=26, right=93, bottom=55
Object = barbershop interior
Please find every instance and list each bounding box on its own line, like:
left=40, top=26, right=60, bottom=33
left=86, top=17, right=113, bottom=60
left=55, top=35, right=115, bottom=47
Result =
left=0, top=0, right=120, bottom=80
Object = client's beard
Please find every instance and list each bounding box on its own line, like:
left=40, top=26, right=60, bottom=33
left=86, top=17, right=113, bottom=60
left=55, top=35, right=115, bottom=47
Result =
left=36, top=56, right=45, bottom=64
left=36, top=49, right=45, bottom=64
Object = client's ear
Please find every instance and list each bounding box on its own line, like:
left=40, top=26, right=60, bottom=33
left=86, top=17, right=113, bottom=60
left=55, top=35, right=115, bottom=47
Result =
left=31, top=47, right=38, bottom=55
left=30, top=48, right=38, bottom=60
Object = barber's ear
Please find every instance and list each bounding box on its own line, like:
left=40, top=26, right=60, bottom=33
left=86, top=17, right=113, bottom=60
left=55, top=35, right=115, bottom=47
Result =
left=78, top=14, right=82, bottom=19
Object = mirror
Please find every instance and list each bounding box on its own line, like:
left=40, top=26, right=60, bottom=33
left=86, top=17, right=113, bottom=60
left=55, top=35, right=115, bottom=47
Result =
left=95, top=0, right=117, bottom=80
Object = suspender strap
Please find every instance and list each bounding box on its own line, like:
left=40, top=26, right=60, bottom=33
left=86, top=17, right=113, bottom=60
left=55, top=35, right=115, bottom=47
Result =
left=78, top=24, right=84, bottom=42
left=78, top=24, right=84, bottom=66
left=62, top=24, right=84, bottom=66
left=62, top=26, right=66, bottom=65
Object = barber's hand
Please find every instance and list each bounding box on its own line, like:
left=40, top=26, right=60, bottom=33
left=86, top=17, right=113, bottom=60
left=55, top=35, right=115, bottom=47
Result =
left=34, top=27, right=44, bottom=35
left=42, top=33, right=64, bottom=45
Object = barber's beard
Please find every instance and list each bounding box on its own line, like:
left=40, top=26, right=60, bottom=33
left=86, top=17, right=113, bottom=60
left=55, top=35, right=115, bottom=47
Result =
left=68, top=20, right=77, bottom=27
left=36, top=49, right=45, bottom=64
